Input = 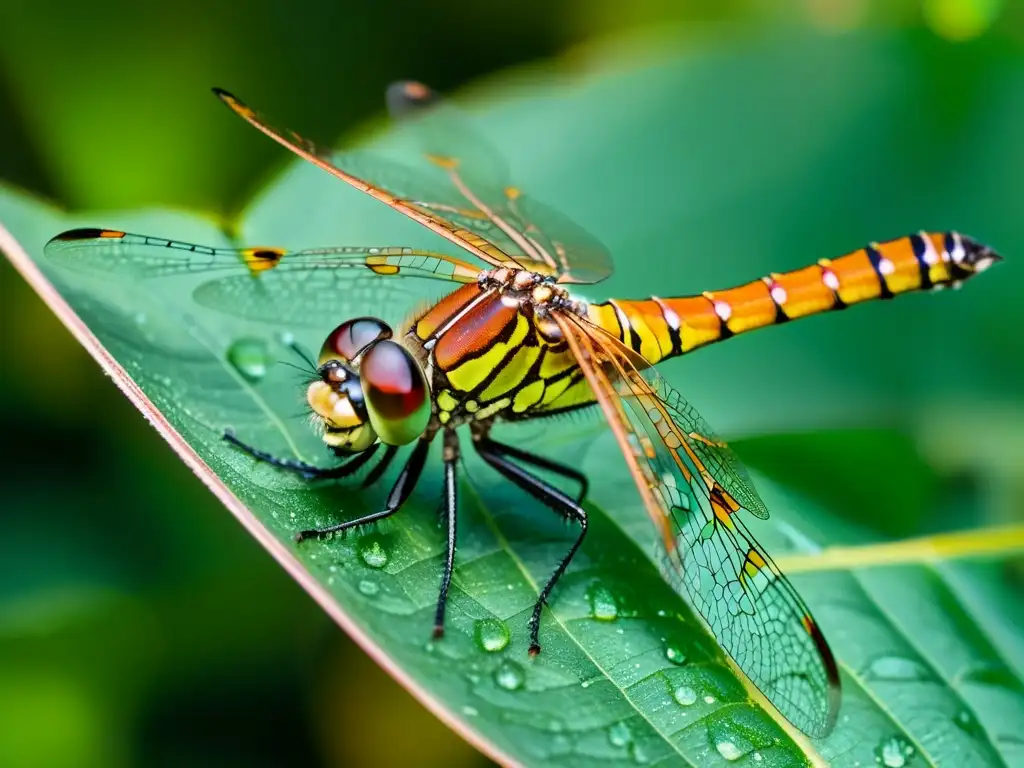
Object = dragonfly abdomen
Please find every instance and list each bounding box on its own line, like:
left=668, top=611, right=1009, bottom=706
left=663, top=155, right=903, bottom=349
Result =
left=588, top=231, right=1000, bottom=364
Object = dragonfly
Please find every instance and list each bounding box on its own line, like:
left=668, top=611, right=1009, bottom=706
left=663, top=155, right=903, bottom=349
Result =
left=45, top=81, right=1002, bottom=739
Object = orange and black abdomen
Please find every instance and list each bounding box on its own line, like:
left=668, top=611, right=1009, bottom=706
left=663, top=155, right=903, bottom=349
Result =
left=588, top=231, right=988, bottom=363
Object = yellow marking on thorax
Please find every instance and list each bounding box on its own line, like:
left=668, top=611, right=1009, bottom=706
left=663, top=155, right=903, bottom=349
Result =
left=539, top=347, right=576, bottom=378
left=436, top=389, right=459, bottom=412
left=538, top=376, right=592, bottom=411
left=512, top=379, right=546, bottom=412
left=480, top=344, right=541, bottom=401
left=445, top=313, right=529, bottom=392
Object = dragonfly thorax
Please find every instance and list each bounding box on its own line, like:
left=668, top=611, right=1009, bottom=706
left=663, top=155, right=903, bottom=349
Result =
left=477, top=266, right=585, bottom=318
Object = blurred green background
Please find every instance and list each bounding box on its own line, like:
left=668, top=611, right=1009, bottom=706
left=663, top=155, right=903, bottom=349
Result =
left=1, top=1, right=1022, bottom=766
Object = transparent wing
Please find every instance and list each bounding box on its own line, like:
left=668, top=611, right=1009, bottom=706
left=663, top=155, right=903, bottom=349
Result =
left=555, top=311, right=840, bottom=738
left=45, top=228, right=479, bottom=326
left=214, top=83, right=613, bottom=285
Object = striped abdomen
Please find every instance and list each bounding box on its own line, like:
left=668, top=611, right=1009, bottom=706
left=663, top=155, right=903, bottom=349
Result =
left=587, top=231, right=1000, bottom=364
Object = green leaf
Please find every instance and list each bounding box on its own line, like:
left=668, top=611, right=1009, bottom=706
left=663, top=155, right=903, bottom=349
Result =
left=3, top=28, right=1023, bottom=767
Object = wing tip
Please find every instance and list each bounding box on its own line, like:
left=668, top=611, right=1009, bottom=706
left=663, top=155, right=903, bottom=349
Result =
left=385, top=80, right=440, bottom=117
left=212, top=87, right=255, bottom=118
left=801, top=613, right=841, bottom=738
left=46, top=228, right=125, bottom=246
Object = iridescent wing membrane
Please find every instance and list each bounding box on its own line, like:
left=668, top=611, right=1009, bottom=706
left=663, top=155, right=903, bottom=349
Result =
left=214, top=82, right=613, bottom=285
left=556, top=312, right=841, bottom=738
left=44, top=229, right=479, bottom=326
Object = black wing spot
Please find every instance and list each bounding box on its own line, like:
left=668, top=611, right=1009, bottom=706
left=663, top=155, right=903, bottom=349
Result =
left=49, top=228, right=123, bottom=243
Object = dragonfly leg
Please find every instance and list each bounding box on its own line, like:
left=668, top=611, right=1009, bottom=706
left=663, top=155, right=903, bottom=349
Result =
left=475, top=438, right=588, bottom=655
left=475, top=434, right=589, bottom=503
left=433, top=430, right=460, bottom=639
left=223, top=429, right=379, bottom=480
left=295, top=437, right=431, bottom=542
left=359, top=444, right=399, bottom=488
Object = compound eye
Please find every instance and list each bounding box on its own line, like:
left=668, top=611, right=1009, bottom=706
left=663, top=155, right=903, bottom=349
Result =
left=319, top=318, right=393, bottom=365
left=360, top=340, right=431, bottom=445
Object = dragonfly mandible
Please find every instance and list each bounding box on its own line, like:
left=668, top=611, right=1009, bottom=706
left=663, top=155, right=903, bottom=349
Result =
left=45, top=81, right=1002, bottom=739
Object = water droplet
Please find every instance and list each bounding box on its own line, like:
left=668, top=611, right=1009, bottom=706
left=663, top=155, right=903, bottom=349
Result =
left=631, top=742, right=649, bottom=764
left=703, top=695, right=716, bottom=704
left=673, top=686, right=697, bottom=706
left=461, top=705, right=479, bottom=717
left=608, top=721, right=632, bottom=748
left=474, top=618, right=510, bottom=653
left=716, top=741, right=743, bottom=761
left=664, top=642, right=687, bottom=665
left=753, top=753, right=763, bottom=762
left=494, top=660, right=525, bottom=691
left=953, top=709, right=985, bottom=739
left=587, top=582, right=619, bottom=621
left=133, top=311, right=147, bottom=325
left=358, top=579, right=379, bottom=596
left=875, top=736, right=914, bottom=767
left=867, top=656, right=929, bottom=681
left=550, top=734, right=572, bottom=756
left=227, top=338, right=271, bottom=383
left=359, top=538, right=389, bottom=569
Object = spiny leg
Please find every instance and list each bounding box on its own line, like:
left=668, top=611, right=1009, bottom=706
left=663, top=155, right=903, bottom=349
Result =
left=475, top=434, right=589, bottom=504
left=223, top=429, right=379, bottom=480
left=360, top=444, right=398, bottom=488
left=295, top=437, right=431, bottom=542
left=433, top=431, right=460, bottom=639
left=475, top=438, right=588, bottom=655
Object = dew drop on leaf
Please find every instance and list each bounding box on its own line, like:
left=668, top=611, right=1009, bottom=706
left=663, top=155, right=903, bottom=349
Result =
left=673, top=685, right=697, bottom=706
left=607, top=721, right=632, bottom=748
left=549, top=734, right=572, bottom=757
left=586, top=581, right=619, bottom=621
left=358, top=579, right=379, bottom=596
left=474, top=618, right=510, bottom=653
left=461, top=705, right=479, bottom=717
left=664, top=642, right=687, bottom=665
left=875, top=736, right=915, bottom=767
left=226, top=337, right=271, bottom=383
left=953, top=709, right=987, bottom=741
left=358, top=538, right=389, bottom=569
left=494, top=660, right=525, bottom=691
left=716, top=741, right=743, bottom=761
left=630, top=742, right=649, bottom=764
left=867, top=656, right=930, bottom=681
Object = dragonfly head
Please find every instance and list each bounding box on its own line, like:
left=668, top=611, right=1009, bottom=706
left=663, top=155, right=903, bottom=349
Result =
left=950, top=234, right=1002, bottom=281
left=307, top=318, right=431, bottom=452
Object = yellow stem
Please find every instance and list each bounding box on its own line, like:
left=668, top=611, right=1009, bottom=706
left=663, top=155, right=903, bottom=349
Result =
left=775, top=525, right=1024, bottom=574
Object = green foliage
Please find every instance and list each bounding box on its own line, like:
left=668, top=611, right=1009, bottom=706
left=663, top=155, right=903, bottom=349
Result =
left=3, top=25, right=1023, bottom=768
